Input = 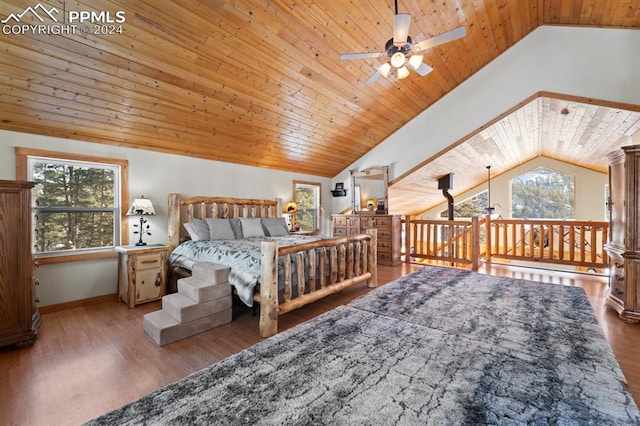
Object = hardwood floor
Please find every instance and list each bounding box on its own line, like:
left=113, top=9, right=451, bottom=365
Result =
left=0, top=263, right=638, bottom=425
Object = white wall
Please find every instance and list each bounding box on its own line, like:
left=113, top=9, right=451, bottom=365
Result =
left=332, top=26, right=640, bottom=214
left=418, top=157, right=608, bottom=221
left=0, top=130, right=331, bottom=306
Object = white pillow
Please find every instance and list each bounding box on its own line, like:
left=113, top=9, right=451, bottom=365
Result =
left=206, top=218, right=236, bottom=240
left=183, top=218, right=209, bottom=241
left=240, top=218, right=265, bottom=237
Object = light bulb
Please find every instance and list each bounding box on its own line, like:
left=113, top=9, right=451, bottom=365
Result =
left=390, top=52, right=406, bottom=68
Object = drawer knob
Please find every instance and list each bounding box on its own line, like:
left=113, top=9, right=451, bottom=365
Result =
left=615, top=275, right=624, bottom=281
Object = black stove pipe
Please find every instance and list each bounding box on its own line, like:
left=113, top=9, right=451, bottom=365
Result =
left=438, top=173, right=454, bottom=220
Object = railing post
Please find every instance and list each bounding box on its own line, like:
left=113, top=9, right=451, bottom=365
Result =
left=471, top=216, right=480, bottom=271
left=484, top=214, right=492, bottom=265
left=403, top=215, right=411, bottom=263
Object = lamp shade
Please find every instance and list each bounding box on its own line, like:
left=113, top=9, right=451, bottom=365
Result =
left=366, top=199, right=376, bottom=209
left=283, top=201, right=298, bottom=213
left=127, top=197, right=156, bottom=216
left=397, top=66, right=410, bottom=79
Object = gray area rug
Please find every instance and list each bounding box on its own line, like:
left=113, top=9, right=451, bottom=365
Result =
left=87, top=266, right=640, bottom=425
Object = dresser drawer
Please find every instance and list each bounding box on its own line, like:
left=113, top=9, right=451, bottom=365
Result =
left=377, top=239, right=391, bottom=249
left=334, top=226, right=347, bottom=237
left=333, top=216, right=347, bottom=226
left=377, top=250, right=392, bottom=261
left=346, top=216, right=361, bottom=227
left=377, top=230, right=392, bottom=239
left=610, top=260, right=626, bottom=301
left=135, top=252, right=163, bottom=270
left=360, top=217, right=375, bottom=229
left=374, top=217, right=391, bottom=227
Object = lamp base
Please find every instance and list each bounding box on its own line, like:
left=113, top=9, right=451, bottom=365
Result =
left=135, top=241, right=147, bottom=246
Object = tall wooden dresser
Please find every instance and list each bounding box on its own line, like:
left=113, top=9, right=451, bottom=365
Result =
left=0, top=180, right=40, bottom=347
left=604, top=146, right=640, bottom=323
left=332, top=214, right=401, bottom=266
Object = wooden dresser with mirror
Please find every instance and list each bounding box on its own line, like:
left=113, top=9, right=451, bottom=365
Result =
left=332, top=166, right=401, bottom=266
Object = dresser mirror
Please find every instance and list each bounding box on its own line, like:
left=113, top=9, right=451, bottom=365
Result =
left=350, top=166, right=388, bottom=214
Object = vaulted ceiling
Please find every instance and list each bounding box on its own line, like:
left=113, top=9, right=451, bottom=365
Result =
left=389, top=94, right=640, bottom=214
left=0, top=1, right=639, bottom=184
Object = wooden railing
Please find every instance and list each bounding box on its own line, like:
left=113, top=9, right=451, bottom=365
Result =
left=486, top=219, right=609, bottom=270
left=403, top=216, right=609, bottom=271
left=404, top=217, right=481, bottom=269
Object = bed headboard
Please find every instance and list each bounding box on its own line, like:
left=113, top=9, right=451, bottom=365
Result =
left=167, top=193, right=282, bottom=250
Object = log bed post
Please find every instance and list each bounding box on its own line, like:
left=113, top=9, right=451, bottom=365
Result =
left=366, top=229, right=378, bottom=288
left=168, top=193, right=181, bottom=251
left=259, top=240, right=279, bottom=337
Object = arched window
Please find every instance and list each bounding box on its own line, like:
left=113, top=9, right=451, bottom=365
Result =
left=511, top=166, right=574, bottom=219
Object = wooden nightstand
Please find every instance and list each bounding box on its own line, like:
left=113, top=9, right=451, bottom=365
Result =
left=116, top=244, right=170, bottom=308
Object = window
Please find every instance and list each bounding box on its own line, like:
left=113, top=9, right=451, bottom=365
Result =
left=16, top=148, right=128, bottom=262
left=511, top=166, right=574, bottom=219
left=293, top=181, right=321, bottom=232
left=439, top=191, right=488, bottom=218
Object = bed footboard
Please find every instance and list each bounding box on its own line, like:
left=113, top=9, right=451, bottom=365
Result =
left=257, top=229, right=377, bottom=337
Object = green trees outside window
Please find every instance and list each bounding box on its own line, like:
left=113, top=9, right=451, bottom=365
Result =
left=294, top=182, right=320, bottom=232
left=512, top=167, right=574, bottom=219
left=29, top=158, right=121, bottom=254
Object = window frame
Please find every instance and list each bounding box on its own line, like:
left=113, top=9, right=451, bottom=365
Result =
left=15, top=147, right=129, bottom=264
left=292, top=180, right=321, bottom=232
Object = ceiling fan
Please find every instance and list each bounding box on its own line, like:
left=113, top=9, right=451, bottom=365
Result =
left=340, top=0, right=467, bottom=84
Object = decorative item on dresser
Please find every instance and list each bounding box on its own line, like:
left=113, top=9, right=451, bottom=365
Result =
left=0, top=180, right=41, bottom=348
left=332, top=213, right=401, bottom=266
left=116, top=244, right=170, bottom=308
left=605, top=145, right=640, bottom=323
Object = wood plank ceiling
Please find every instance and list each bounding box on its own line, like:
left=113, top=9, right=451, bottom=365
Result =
left=0, top=1, right=639, bottom=191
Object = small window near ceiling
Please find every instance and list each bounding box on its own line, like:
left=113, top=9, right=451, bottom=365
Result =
left=16, top=149, right=128, bottom=260
left=511, top=166, right=574, bottom=219
left=294, top=181, right=320, bottom=232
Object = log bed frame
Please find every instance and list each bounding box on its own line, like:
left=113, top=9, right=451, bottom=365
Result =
left=167, top=193, right=378, bottom=337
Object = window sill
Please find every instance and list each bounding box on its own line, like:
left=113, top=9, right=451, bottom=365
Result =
left=35, top=249, right=118, bottom=265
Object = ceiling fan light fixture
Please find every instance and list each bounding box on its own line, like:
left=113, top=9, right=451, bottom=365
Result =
left=390, top=51, right=406, bottom=68
left=378, top=62, right=392, bottom=77
left=397, top=66, right=410, bottom=79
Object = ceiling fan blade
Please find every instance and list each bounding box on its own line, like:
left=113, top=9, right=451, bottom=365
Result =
left=393, top=13, right=411, bottom=47
left=364, top=71, right=382, bottom=85
left=413, top=26, right=467, bottom=51
left=340, top=52, right=385, bottom=60
left=414, top=62, right=433, bottom=76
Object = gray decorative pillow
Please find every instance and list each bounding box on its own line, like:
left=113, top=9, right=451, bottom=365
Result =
left=206, top=218, right=236, bottom=240
left=183, top=218, right=209, bottom=241
left=262, top=217, right=289, bottom=236
left=230, top=218, right=243, bottom=239
left=240, top=218, right=265, bottom=238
